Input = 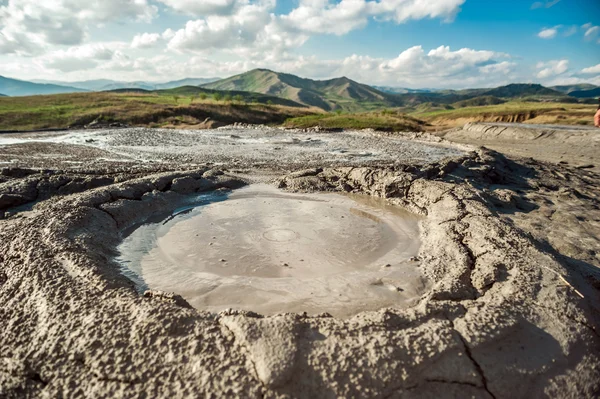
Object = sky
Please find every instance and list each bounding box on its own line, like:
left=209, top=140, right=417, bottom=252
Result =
left=0, top=0, right=599, bottom=89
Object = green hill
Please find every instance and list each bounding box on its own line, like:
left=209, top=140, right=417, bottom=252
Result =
left=551, top=84, right=597, bottom=94
left=569, top=87, right=600, bottom=99
left=453, top=96, right=506, bottom=108
left=0, top=75, right=88, bottom=97
left=479, top=83, right=563, bottom=98
left=202, top=69, right=400, bottom=111
left=107, top=86, right=306, bottom=108
left=393, top=83, right=570, bottom=106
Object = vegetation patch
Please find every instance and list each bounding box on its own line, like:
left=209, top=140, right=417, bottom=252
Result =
left=0, top=92, right=314, bottom=131
left=283, top=110, right=426, bottom=132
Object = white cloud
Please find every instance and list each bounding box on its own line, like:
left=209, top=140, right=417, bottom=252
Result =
left=538, top=26, right=559, bottom=39
left=531, top=0, right=560, bottom=9
left=280, top=0, right=466, bottom=35
left=581, top=64, right=600, bottom=74
left=0, top=0, right=157, bottom=55
left=131, top=33, right=162, bottom=49
left=156, top=0, right=242, bottom=16
left=41, top=43, right=126, bottom=73
left=165, top=0, right=308, bottom=57
left=536, top=59, right=569, bottom=79
left=563, top=26, right=578, bottom=37
left=584, top=25, right=599, bottom=39
left=4, top=43, right=517, bottom=89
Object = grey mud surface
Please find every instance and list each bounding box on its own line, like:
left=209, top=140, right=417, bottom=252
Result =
left=0, top=125, right=599, bottom=398
left=118, top=184, right=424, bottom=319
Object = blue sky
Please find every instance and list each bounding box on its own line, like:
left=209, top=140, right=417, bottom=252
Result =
left=0, top=0, right=599, bottom=88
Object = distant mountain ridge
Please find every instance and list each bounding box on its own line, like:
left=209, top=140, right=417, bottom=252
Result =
left=2, top=70, right=597, bottom=109
left=374, top=86, right=433, bottom=94
left=479, top=83, right=563, bottom=98
left=568, top=87, right=600, bottom=99
left=32, top=77, right=222, bottom=92
left=551, top=84, right=598, bottom=94
left=0, top=75, right=88, bottom=97
left=202, top=69, right=400, bottom=111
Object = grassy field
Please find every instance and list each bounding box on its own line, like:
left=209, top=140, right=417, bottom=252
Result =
left=0, top=91, right=594, bottom=133
left=412, top=101, right=598, bottom=129
left=0, top=91, right=314, bottom=131
left=283, top=110, right=426, bottom=132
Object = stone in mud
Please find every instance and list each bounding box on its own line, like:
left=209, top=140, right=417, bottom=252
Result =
left=144, top=290, right=194, bottom=309
left=171, top=177, right=202, bottom=194
left=0, top=193, right=27, bottom=209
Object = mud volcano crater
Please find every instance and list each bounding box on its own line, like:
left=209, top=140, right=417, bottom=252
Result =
left=1, top=130, right=599, bottom=398
left=118, top=184, right=425, bottom=318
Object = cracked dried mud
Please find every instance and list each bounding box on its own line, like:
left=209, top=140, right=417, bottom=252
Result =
left=0, top=124, right=599, bottom=398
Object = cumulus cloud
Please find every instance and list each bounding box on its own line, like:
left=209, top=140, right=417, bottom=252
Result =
left=538, top=26, right=560, bottom=39
left=536, top=59, right=569, bottom=79
left=581, top=64, right=600, bottom=74
left=165, top=0, right=309, bottom=57
left=0, top=0, right=157, bottom=55
left=280, top=0, right=466, bottom=35
left=131, top=33, right=162, bottom=49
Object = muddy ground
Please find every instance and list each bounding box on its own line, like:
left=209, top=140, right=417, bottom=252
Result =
left=0, top=124, right=599, bottom=398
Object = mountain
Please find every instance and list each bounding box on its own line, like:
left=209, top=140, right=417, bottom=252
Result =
left=202, top=69, right=400, bottom=111
left=478, top=84, right=563, bottom=98
left=107, top=86, right=306, bottom=108
left=32, top=79, right=119, bottom=91
left=33, top=78, right=221, bottom=92
left=568, top=87, right=600, bottom=99
left=0, top=75, right=88, bottom=96
left=99, top=81, right=157, bottom=91
left=392, top=83, right=572, bottom=107
left=0, top=93, right=6, bottom=97
left=374, top=86, right=432, bottom=94
left=158, top=86, right=306, bottom=107
left=154, top=78, right=221, bottom=90
left=551, top=84, right=598, bottom=94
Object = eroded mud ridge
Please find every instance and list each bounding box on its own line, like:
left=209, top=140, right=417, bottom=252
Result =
left=1, top=148, right=600, bottom=398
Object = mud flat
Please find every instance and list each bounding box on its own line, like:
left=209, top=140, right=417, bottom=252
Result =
left=0, top=126, right=465, bottom=171
left=0, top=126, right=599, bottom=398
left=439, top=122, right=600, bottom=172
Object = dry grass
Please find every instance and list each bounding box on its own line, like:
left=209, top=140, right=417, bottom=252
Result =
left=414, top=101, right=597, bottom=130
left=0, top=92, right=314, bottom=131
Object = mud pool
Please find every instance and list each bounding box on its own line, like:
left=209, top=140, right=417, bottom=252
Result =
left=118, top=185, right=425, bottom=318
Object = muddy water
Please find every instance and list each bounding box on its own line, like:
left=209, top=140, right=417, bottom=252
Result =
left=118, top=185, right=426, bottom=318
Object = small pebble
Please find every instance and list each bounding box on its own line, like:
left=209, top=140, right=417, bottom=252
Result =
left=220, top=259, right=226, bottom=262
